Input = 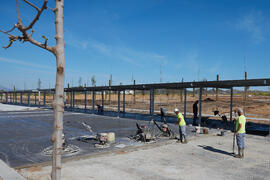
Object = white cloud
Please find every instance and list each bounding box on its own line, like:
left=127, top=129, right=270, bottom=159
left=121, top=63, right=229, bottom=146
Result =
left=236, top=11, right=266, bottom=44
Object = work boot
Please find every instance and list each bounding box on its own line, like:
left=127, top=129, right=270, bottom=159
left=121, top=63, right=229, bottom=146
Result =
left=182, top=137, right=188, bottom=144
left=240, top=148, right=244, bottom=158
left=234, top=148, right=241, bottom=158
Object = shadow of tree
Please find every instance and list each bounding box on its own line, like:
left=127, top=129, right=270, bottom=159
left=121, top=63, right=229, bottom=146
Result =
left=198, top=145, right=233, bottom=156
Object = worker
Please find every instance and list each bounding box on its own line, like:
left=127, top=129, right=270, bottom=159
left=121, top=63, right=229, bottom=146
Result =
left=234, top=108, right=246, bottom=158
left=174, top=108, right=187, bottom=143
left=193, top=100, right=199, bottom=126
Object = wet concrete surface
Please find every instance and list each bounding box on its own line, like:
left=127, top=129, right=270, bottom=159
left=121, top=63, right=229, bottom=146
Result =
left=0, top=110, right=194, bottom=168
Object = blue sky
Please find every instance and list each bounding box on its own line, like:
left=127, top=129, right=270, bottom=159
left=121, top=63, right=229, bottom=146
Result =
left=0, top=0, right=270, bottom=90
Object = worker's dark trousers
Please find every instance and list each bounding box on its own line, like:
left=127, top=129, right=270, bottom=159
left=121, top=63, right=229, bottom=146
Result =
left=179, top=125, right=186, bottom=141
left=193, top=113, right=197, bottom=125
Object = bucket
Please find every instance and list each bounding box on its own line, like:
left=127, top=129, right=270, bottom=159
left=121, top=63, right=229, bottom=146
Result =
left=107, top=132, right=115, bottom=143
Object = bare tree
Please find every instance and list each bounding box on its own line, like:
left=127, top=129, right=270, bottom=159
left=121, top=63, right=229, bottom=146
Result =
left=91, top=75, right=96, bottom=87
left=0, top=1, right=65, bottom=180
left=78, top=76, right=82, bottom=87
left=38, top=78, right=42, bottom=90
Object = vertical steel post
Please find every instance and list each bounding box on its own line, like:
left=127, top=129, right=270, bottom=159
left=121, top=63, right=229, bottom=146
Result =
left=123, top=90, right=125, bottom=113
left=15, top=92, right=17, bottom=104
left=184, top=88, right=187, bottom=119
left=118, top=91, right=121, bottom=116
left=72, top=91, right=75, bottom=108
left=38, top=91, right=41, bottom=108
left=102, top=90, right=104, bottom=110
left=6, top=92, right=8, bottom=103
left=150, top=89, right=154, bottom=116
left=34, top=93, right=37, bottom=105
left=198, top=88, right=202, bottom=126
left=230, top=87, right=233, bottom=123
left=43, top=91, right=46, bottom=106
left=70, top=91, right=72, bottom=109
left=92, top=91, right=95, bottom=113
left=20, top=92, right=22, bottom=104
left=84, top=90, right=87, bottom=110
left=28, top=92, right=30, bottom=106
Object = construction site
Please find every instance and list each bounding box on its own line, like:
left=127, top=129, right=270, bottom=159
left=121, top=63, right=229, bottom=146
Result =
left=0, top=78, right=269, bottom=180
left=0, top=0, right=270, bottom=180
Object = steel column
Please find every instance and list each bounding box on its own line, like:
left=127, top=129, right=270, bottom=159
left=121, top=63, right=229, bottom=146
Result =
left=34, top=93, right=37, bottom=105
left=198, top=88, right=202, bottom=126
left=43, top=91, right=46, bottom=106
left=102, top=91, right=104, bottom=110
left=118, top=91, right=120, bottom=116
left=20, top=92, right=22, bottom=104
left=92, top=91, right=95, bottom=113
left=150, top=89, right=154, bottom=116
left=28, top=92, right=30, bottom=106
left=72, top=91, right=75, bottom=108
left=230, top=87, right=233, bottom=123
left=38, top=91, right=41, bottom=108
left=84, top=90, right=87, bottom=110
left=184, top=88, right=187, bottom=119
left=15, top=92, right=17, bottom=104
left=123, top=90, right=125, bottom=113
left=70, top=91, right=73, bottom=109
left=5, top=92, right=8, bottom=103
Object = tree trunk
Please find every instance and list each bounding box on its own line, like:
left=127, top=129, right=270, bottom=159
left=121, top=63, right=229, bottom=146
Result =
left=52, top=0, right=65, bottom=180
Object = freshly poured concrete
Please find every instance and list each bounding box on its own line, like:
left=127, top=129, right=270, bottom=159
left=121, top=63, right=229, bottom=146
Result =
left=19, top=133, right=270, bottom=180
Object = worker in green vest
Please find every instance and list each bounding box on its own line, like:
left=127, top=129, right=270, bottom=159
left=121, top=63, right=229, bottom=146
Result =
left=234, top=108, right=246, bottom=158
left=174, top=108, right=187, bottom=143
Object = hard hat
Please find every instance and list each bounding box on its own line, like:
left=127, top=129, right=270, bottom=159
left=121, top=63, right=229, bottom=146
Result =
left=174, top=108, right=179, bottom=112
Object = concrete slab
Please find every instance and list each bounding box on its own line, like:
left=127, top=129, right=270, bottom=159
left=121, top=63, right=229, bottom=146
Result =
left=0, top=160, right=26, bottom=180
left=19, top=134, right=270, bottom=180
left=0, top=109, right=196, bottom=168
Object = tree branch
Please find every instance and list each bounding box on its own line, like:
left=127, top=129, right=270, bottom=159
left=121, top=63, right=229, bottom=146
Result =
left=1, top=0, right=55, bottom=54
left=16, top=0, right=22, bottom=25
left=2, top=25, right=16, bottom=33
left=22, top=0, right=40, bottom=11
left=24, top=0, right=48, bottom=31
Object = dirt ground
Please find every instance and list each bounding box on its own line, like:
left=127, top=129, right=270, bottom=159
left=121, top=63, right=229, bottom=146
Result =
left=19, top=133, right=270, bottom=180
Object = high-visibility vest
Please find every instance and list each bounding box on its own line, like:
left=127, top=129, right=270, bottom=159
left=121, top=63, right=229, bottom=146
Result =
left=236, top=115, right=246, bottom=133
left=177, top=113, right=186, bottom=127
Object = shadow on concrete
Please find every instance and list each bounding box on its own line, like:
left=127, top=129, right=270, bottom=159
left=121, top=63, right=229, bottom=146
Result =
left=198, top=145, right=233, bottom=156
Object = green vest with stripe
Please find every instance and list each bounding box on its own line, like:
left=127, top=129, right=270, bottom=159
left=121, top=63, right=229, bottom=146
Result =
left=177, top=113, right=186, bottom=127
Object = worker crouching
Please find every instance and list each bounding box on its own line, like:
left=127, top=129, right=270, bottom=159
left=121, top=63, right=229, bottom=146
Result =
left=235, top=108, right=246, bottom=158
left=174, top=108, right=187, bottom=143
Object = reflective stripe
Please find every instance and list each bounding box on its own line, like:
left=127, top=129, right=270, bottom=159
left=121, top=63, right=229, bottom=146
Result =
left=177, top=113, right=186, bottom=127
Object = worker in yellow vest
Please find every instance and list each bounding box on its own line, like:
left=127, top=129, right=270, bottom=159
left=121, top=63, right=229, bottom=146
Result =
left=174, top=108, right=187, bottom=143
left=234, top=108, right=246, bottom=158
